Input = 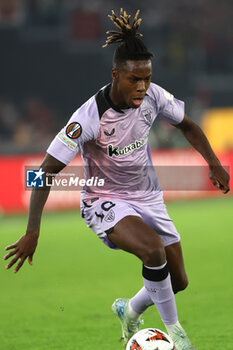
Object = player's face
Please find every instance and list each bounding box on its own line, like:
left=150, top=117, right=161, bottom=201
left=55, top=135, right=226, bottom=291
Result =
left=111, top=60, right=152, bottom=109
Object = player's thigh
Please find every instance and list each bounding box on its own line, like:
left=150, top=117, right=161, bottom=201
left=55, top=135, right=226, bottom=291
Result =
left=108, top=215, right=166, bottom=266
left=165, top=242, right=188, bottom=293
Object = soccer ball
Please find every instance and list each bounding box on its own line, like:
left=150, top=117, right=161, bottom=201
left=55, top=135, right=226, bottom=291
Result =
left=126, top=328, right=176, bottom=350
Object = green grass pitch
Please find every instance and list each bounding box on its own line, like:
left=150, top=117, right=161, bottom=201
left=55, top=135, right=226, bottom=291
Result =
left=0, top=196, right=232, bottom=349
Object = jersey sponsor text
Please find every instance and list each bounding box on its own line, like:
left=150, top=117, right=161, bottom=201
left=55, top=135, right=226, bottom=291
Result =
left=107, top=134, right=148, bottom=157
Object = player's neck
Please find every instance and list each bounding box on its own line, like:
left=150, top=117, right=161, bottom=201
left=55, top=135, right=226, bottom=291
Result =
left=109, top=84, right=128, bottom=109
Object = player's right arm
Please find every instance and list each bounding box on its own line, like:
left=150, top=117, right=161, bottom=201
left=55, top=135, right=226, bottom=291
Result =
left=4, top=95, right=100, bottom=273
left=4, top=153, right=66, bottom=273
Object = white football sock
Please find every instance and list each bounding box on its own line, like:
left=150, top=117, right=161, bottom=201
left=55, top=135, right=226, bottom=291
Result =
left=127, top=300, right=141, bottom=320
left=143, top=263, right=178, bottom=325
left=129, top=287, right=153, bottom=316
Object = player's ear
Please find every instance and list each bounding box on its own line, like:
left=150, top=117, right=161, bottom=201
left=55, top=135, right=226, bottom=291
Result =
left=112, top=68, right=119, bottom=81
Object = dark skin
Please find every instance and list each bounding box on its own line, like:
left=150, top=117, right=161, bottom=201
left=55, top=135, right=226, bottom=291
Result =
left=4, top=60, right=230, bottom=292
left=110, top=60, right=152, bottom=109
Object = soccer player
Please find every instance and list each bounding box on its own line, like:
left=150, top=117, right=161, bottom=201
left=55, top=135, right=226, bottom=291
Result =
left=4, top=9, right=229, bottom=350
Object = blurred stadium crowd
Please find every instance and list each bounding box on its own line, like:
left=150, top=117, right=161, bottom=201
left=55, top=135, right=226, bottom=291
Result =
left=0, top=0, right=232, bottom=154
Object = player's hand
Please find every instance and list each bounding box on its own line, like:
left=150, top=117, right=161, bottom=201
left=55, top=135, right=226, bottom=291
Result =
left=209, top=164, right=230, bottom=194
left=4, top=233, right=38, bottom=273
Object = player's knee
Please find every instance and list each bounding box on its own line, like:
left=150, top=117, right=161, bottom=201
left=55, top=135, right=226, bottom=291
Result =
left=141, top=245, right=166, bottom=267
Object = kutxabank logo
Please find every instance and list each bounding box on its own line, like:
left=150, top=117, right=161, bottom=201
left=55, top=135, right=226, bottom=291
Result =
left=26, top=169, right=45, bottom=188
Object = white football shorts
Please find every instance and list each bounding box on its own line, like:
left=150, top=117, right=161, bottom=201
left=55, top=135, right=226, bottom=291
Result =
left=81, top=193, right=180, bottom=249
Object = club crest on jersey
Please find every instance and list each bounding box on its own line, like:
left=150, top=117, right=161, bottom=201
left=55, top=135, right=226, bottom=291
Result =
left=104, top=209, right=115, bottom=222
left=142, top=109, right=153, bottom=125
left=66, top=122, right=82, bottom=139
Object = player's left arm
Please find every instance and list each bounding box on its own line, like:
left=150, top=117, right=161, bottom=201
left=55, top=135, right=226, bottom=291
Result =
left=175, top=114, right=230, bottom=194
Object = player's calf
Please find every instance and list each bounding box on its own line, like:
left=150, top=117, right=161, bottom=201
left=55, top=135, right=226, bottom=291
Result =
left=171, top=276, right=188, bottom=294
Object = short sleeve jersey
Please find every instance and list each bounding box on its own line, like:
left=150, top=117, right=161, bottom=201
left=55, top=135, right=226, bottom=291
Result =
left=47, top=83, right=184, bottom=202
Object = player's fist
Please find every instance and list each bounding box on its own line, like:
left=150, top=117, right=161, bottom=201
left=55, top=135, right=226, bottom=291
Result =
left=209, top=165, right=230, bottom=194
left=4, top=233, right=38, bottom=273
